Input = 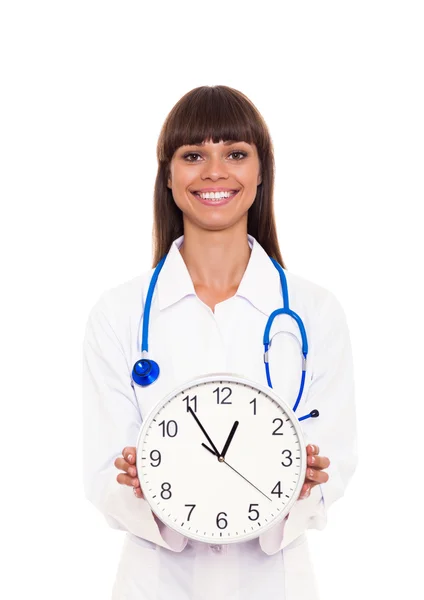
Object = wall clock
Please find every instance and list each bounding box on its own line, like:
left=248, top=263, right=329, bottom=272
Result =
left=136, top=374, right=306, bottom=544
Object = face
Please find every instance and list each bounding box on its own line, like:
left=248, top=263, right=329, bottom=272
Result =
left=167, top=138, right=262, bottom=232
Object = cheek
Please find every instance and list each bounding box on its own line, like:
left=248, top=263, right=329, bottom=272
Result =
left=244, top=167, right=261, bottom=188
left=169, top=173, right=191, bottom=204
left=171, top=194, right=186, bottom=216
left=175, top=171, right=196, bottom=195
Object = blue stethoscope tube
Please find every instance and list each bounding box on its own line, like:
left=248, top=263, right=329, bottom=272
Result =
left=132, top=254, right=319, bottom=422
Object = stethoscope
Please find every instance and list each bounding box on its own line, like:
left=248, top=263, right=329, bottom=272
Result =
left=132, top=254, right=320, bottom=422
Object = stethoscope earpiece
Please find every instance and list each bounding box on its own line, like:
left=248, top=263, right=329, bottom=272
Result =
left=298, top=409, right=320, bottom=421
left=132, top=358, right=160, bottom=386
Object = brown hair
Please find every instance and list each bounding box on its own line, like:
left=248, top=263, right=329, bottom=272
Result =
left=152, top=85, right=286, bottom=268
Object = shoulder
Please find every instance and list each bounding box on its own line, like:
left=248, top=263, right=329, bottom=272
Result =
left=283, top=269, right=348, bottom=326
left=86, top=268, right=155, bottom=324
left=281, top=270, right=352, bottom=373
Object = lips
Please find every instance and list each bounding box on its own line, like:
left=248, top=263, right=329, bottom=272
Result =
left=193, top=189, right=238, bottom=194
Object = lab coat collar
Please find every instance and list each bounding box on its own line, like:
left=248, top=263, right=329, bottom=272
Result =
left=156, top=234, right=283, bottom=316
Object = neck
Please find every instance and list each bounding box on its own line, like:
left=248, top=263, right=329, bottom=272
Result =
left=179, top=219, right=251, bottom=291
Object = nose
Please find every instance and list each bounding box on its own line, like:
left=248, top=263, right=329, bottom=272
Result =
left=200, top=153, right=229, bottom=181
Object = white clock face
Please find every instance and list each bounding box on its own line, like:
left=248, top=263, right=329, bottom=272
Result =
left=136, top=374, right=306, bottom=544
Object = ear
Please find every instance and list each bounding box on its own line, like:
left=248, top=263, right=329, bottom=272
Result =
left=167, top=177, right=172, bottom=189
left=257, top=172, right=262, bottom=185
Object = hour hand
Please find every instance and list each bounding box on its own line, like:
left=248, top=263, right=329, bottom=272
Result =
left=202, top=421, right=239, bottom=460
left=202, top=442, right=218, bottom=457
left=187, top=407, right=220, bottom=458
left=221, top=421, right=239, bottom=459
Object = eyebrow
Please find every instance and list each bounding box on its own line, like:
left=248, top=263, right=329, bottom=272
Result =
left=187, top=139, right=247, bottom=147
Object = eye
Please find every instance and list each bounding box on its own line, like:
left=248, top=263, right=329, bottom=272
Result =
left=229, top=151, right=247, bottom=160
left=182, top=150, right=248, bottom=162
left=182, top=152, right=202, bottom=162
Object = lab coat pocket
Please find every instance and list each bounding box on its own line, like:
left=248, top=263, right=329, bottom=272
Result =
left=112, top=534, right=159, bottom=600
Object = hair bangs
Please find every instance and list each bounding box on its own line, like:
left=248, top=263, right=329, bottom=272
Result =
left=159, top=86, right=265, bottom=162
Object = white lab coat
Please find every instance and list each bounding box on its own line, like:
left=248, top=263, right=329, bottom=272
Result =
left=82, top=234, right=357, bottom=600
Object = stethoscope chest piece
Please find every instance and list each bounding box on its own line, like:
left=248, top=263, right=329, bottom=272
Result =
left=132, top=358, right=160, bottom=386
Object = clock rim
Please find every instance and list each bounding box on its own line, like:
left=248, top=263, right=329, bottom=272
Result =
left=136, top=371, right=307, bottom=545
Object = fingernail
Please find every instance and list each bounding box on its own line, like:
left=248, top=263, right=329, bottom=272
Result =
left=310, top=445, right=315, bottom=453
left=128, top=454, right=133, bottom=461
left=310, top=456, right=315, bottom=464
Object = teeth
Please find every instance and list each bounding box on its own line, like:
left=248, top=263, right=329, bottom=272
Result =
left=196, top=191, right=235, bottom=199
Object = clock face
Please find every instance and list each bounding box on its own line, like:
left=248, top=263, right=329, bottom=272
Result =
left=136, top=374, right=306, bottom=544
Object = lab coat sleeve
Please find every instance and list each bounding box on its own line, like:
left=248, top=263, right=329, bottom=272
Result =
left=82, top=292, right=188, bottom=552
left=259, top=290, right=358, bottom=555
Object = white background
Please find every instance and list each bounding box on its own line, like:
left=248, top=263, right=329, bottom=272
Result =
left=1, top=1, right=423, bottom=598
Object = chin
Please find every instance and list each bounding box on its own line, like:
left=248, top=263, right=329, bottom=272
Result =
left=190, top=215, right=248, bottom=233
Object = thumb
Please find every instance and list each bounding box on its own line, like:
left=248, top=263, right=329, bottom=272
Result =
left=123, top=446, right=137, bottom=463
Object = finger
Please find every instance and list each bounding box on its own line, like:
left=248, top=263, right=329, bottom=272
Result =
left=299, top=482, right=311, bottom=499
left=122, top=447, right=137, bottom=463
left=114, top=457, right=138, bottom=477
left=307, top=444, right=320, bottom=455
left=300, top=476, right=327, bottom=498
left=117, top=473, right=139, bottom=487
left=305, top=467, right=329, bottom=485
left=133, top=486, right=144, bottom=499
left=301, top=482, right=311, bottom=495
left=116, top=472, right=138, bottom=486
left=307, top=455, right=330, bottom=469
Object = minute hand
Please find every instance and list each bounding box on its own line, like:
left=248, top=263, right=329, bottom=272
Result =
left=202, top=442, right=272, bottom=502
left=222, top=460, right=272, bottom=501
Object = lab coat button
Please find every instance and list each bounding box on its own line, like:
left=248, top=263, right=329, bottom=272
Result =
left=211, top=544, right=222, bottom=552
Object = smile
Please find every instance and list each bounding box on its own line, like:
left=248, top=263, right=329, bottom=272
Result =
left=191, top=190, right=239, bottom=206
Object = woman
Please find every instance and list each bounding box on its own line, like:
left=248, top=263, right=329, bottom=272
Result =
left=83, top=85, right=357, bottom=599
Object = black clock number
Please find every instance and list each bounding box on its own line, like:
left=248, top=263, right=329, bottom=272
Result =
left=250, top=398, right=257, bottom=415
left=158, top=419, right=178, bottom=437
left=182, top=394, right=197, bottom=413
left=216, top=512, right=228, bottom=529
left=213, top=386, right=232, bottom=404
left=272, top=418, right=284, bottom=435
left=185, top=504, right=196, bottom=521
left=160, top=482, right=172, bottom=499
left=150, top=450, right=161, bottom=467
left=271, top=481, right=283, bottom=498
left=281, top=449, right=293, bottom=467
left=248, top=503, right=259, bottom=521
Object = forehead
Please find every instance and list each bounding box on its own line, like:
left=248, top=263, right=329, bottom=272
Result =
left=180, top=139, right=254, bottom=148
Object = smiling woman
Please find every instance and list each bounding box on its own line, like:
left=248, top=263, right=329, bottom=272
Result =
left=153, top=85, right=284, bottom=268
left=83, top=85, right=357, bottom=600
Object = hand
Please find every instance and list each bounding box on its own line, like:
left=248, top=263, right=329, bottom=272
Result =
left=221, top=421, right=239, bottom=459
left=114, top=446, right=144, bottom=499
left=299, top=444, right=330, bottom=500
